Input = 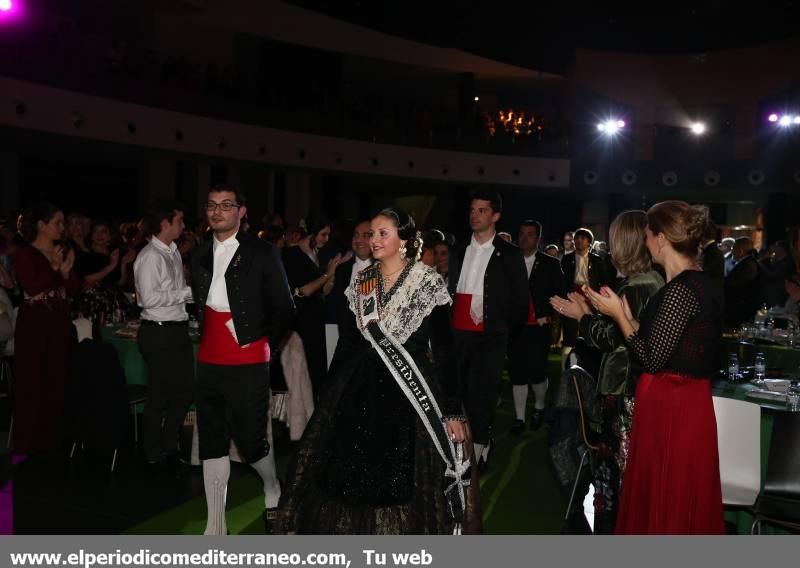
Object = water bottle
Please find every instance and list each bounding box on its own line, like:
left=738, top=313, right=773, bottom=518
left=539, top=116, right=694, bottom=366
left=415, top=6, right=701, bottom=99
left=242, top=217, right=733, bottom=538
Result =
left=753, top=352, right=766, bottom=385
left=727, top=353, right=739, bottom=383
left=787, top=381, right=800, bottom=412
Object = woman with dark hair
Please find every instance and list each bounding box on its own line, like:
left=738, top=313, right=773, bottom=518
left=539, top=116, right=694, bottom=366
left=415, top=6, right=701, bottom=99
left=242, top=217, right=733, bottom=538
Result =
left=73, top=220, right=134, bottom=324
left=282, top=217, right=349, bottom=394
left=550, top=210, right=664, bottom=534
left=278, top=208, right=480, bottom=534
left=12, top=203, right=81, bottom=455
left=586, top=200, right=724, bottom=534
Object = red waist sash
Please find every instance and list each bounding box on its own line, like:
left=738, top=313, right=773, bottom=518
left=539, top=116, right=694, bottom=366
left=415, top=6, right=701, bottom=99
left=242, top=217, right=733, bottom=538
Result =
left=197, top=306, right=269, bottom=365
left=452, top=293, right=484, bottom=332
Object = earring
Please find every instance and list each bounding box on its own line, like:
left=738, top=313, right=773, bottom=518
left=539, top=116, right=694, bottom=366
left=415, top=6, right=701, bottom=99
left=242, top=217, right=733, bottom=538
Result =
left=399, top=242, right=407, bottom=258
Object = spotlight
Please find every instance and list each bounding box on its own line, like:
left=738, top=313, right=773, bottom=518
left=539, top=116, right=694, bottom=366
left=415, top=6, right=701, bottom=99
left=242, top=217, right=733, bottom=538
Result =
left=474, top=96, right=480, bottom=102
left=597, top=119, right=623, bottom=135
left=794, top=117, right=800, bottom=125
left=768, top=113, right=779, bottom=123
left=0, top=1, right=12, bottom=13
left=690, top=122, right=706, bottom=135
left=779, top=116, right=792, bottom=127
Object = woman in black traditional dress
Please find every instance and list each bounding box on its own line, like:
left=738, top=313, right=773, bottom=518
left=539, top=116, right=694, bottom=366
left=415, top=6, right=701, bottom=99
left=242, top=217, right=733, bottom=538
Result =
left=277, top=208, right=480, bottom=535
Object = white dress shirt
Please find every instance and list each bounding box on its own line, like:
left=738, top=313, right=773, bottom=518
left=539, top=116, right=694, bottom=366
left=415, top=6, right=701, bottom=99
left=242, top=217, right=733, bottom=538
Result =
left=456, top=233, right=495, bottom=324
left=574, top=251, right=590, bottom=285
left=350, top=256, right=373, bottom=284
left=524, top=251, right=537, bottom=278
left=207, top=234, right=240, bottom=312
left=134, top=236, right=191, bottom=322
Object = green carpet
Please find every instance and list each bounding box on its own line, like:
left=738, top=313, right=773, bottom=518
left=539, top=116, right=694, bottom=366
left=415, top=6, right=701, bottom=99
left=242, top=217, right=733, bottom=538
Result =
left=126, top=355, right=567, bottom=535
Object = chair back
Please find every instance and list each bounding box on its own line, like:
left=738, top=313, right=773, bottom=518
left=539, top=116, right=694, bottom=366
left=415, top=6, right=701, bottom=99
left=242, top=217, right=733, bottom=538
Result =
left=712, top=396, right=761, bottom=506
left=764, top=412, right=800, bottom=500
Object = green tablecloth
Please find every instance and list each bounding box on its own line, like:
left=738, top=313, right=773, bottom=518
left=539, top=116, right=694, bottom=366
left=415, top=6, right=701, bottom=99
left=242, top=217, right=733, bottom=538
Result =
left=721, top=339, right=800, bottom=375
left=99, top=324, right=199, bottom=386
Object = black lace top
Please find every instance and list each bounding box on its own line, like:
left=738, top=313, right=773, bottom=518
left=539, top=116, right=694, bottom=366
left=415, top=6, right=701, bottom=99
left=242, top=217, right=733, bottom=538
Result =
left=627, top=270, right=721, bottom=377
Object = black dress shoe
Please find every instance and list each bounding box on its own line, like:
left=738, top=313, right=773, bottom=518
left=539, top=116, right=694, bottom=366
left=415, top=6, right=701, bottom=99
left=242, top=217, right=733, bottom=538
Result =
left=510, top=419, right=526, bottom=436
left=263, top=507, right=278, bottom=534
left=530, top=409, right=545, bottom=431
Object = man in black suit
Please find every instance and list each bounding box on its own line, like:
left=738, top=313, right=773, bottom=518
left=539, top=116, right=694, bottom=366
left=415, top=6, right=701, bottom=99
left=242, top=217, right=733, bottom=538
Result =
left=724, top=237, right=762, bottom=327
left=448, top=191, right=529, bottom=469
left=330, top=219, right=373, bottom=331
left=560, top=227, right=611, bottom=361
left=700, top=221, right=725, bottom=314
left=508, top=220, right=565, bottom=434
left=191, top=184, right=295, bottom=535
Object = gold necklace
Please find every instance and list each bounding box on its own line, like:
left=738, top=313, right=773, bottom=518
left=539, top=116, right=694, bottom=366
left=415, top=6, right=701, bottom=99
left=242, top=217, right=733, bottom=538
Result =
left=380, top=262, right=406, bottom=285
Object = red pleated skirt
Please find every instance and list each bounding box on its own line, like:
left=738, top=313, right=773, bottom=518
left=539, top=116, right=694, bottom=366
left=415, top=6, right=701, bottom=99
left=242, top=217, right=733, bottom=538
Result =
left=615, top=371, right=725, bottom=535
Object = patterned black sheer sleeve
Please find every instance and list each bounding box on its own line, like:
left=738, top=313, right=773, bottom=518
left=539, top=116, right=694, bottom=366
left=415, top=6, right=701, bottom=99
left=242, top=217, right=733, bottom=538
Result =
left=627, top=271, right=720, bottom=377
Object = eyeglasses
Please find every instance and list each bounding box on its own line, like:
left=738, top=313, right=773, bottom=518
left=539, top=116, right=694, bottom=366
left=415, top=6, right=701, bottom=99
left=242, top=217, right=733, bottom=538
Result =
left=206, top=201, right=240, bottom=212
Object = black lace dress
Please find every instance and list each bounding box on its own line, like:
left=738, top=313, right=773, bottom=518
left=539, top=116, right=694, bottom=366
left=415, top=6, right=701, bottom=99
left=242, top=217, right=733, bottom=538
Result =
left=277, top=262, right=480, bottom=534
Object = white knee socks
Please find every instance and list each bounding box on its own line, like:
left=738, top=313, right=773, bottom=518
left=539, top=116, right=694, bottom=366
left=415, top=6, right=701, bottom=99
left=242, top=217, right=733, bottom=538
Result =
left=250, top=450, right=281, bottom=509
left=202, top=457, right=231, bottom=535
left=532, top=379, right=549, bottom=410
left=512, top=385, right=528, bottom=421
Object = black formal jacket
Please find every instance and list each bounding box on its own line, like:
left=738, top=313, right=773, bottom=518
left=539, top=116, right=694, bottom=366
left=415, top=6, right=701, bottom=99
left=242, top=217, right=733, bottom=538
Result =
left=525, top=251, right=566, bottom=320
left=701, top=241, right=726, bottom=310
left=329, top=256, right=374, bottom=327
left=448, top=234, right=529, bottom=336
left=191, top=231, right=295, bottom=347
left=561, top=250, right=612, bottom=291
left=724, top=253, right=762, bottom=327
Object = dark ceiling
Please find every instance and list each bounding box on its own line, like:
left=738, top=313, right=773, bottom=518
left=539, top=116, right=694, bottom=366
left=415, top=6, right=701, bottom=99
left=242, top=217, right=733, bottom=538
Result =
left=289, top=0, right=800, bottom=73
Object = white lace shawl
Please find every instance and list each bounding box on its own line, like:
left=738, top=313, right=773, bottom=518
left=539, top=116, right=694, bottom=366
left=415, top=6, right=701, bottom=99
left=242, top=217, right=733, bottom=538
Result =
left=345, top=262, right=452, bottom=344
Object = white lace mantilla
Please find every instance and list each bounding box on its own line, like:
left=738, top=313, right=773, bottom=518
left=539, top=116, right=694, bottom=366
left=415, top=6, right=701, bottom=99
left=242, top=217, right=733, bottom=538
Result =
left=346, top=262, right=452, bottom=344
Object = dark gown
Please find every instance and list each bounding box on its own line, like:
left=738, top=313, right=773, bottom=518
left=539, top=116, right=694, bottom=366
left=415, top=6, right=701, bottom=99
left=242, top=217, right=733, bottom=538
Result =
left=616, top=270, right=725, bottom=534
left=277, top=263, right=480, bottom=534
left=12, top=246, right=82, bottom=454
left=281, top=246, right=327, bottom=396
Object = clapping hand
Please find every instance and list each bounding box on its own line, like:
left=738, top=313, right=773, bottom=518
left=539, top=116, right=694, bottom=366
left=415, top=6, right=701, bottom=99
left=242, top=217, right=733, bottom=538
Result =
left=584, top=285, right=625, bottom=319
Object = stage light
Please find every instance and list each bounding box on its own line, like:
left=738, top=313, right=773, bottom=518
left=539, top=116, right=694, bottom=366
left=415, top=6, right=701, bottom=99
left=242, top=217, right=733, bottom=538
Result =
left=598, top=119, right=622, bottom=135
left=0, top=1, right=12, bottom=12
left=474, top=96, right=480, bottom=102
left=768, top=113, right=779, bottom=123
left=690, top=122, right=706, bottom=135
left=779, top=116, right=792, bottom=127
left=794, top=117, right=800, bottom=125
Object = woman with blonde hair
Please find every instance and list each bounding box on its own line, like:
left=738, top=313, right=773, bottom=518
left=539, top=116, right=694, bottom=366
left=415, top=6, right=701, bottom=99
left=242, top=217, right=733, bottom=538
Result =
left=551, top=210, right=663, bottom=534
left=585, top=200, right=724, bottom=534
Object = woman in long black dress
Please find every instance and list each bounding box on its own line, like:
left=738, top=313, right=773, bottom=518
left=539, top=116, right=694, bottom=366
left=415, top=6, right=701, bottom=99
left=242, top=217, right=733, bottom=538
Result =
left=278, top=208, right=480, bottom=534
left=281, top=218, right=348, bottom=395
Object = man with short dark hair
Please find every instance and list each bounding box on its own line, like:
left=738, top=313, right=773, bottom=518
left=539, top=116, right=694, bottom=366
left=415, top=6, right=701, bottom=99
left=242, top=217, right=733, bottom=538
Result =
left=134, top=199, right=195, bottom=473
left=700, top=221, right=725, bottom=313
left=191, top=184, right=295, bottom=535
left=509, top=220, right=565, bottom=434
left=448, top=191, right=529, bottom=470
left=330, top=219, right=373, bottom=330
left=560, top=227, right=611, bottom=360
left=724, top=237, right=761, bottom=327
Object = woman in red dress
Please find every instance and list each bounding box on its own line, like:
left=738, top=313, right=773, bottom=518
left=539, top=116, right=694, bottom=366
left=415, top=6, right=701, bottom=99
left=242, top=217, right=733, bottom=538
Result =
left=586, top=200, right=725, bottom=534
left=12, top=203, right=81, bottom=455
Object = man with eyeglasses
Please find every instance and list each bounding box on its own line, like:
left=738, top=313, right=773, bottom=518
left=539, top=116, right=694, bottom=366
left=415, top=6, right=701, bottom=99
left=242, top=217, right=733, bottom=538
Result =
left=191, top=184, right=295, bottom=535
